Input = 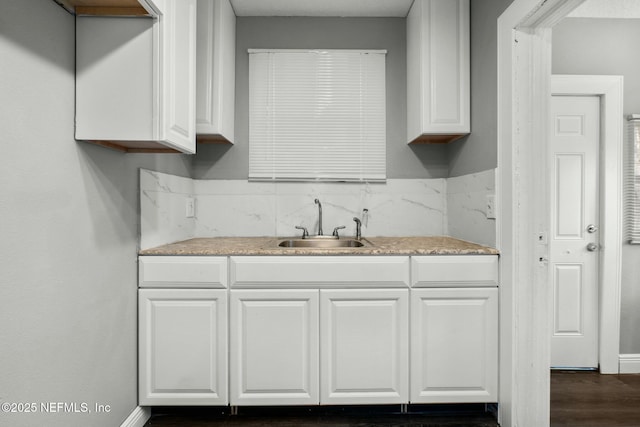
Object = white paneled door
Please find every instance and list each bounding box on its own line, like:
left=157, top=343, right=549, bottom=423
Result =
left=550, top=95, right=600, bottom=369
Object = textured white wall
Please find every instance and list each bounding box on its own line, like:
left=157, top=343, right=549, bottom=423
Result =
left=0, top=1, right=191, bottom=425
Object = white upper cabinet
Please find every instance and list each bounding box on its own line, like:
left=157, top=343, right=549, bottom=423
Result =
left=196, top=0, right=236, bottom=143
left=407, top=0, right=470, bottom=144
left=75, top=0, right=197, bottom=153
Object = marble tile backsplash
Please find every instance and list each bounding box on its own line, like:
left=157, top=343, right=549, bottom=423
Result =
left=140, top=169, right=495, bottom=249
left=140, top=170, right=196, bottom=250
left=447, top=169, right=496, bottom=247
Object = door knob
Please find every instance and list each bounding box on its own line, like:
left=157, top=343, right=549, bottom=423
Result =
left=586, top=243, right=598, bottom=252
left=587, top=224, right=598, bottom=233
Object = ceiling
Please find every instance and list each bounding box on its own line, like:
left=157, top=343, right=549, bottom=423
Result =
left=569, top=0, right=640, bottom=18
left=229, top=0, right=414, bottom=17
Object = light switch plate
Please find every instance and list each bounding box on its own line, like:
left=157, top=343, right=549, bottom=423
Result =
left=486, top=194, right=496, bottom=219
left=186, top=197, right=196, bottom=218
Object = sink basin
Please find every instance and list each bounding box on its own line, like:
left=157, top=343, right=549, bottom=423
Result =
left=278, top=238, right=365, bottom=248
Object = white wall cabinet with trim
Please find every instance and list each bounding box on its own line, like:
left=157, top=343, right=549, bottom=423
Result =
left=138, top=256, right=229, bottom=405
left=407, top=0, right=470, bottom=144
left=196, top=0, right=236, bottom=143
left=76, top=0, right=197, bottom=153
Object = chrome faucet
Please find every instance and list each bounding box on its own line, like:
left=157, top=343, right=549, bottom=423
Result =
left=353, top=217, right=362, bottom=240
left=314, top=199, right=323, bottom=235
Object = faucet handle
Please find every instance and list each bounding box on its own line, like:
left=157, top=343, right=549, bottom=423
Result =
left=332, top=226, right=346, bottom=238
left=295, top=226, right=309, bottom=239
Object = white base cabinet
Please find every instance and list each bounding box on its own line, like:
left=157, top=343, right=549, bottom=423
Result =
left=410, top=287, right=498, bottom=403
left=139, top=288, right=228, bottom=405
left=320, top=289, right=409, bottom=404
left=139, top=254, right=499, bottom=407
left=229, top=288, right=409, bottom=406
left=230, top=290, right=319, bottom=405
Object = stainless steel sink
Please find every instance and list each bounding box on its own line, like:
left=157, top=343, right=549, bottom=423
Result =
left=278, top=238, right=365, bottom=248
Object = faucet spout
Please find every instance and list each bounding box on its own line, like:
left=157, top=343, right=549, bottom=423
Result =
left=314, top=199, right=323, bottom=236
left=353, top=217, right=362, bottom=240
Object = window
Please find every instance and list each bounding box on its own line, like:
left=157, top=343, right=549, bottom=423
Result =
left=626, top=115, right=640, bottom=243
left=248, top=49, right=386, bottom=181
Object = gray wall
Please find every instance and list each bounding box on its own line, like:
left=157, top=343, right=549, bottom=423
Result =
left=448, top=0, right=514, bottom=177
left=192, top=17, right=449, bottom=180
left=0, top=1, right=192, bottom=426
left=553, top=18, right=640, bottom=354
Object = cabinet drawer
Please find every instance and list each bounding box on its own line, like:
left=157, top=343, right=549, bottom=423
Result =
left=411, top=255, right=498, bottom=287
left=139, top=256, right=227, bottom=288
left=230, top=256, right=410, bottom=288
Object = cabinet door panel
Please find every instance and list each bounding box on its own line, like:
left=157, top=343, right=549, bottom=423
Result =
left=406, top=0, right=470, bottom=143
left=411, top=288, right=498, bottom=403
left=230, top=290, right=319, bottom=405
left=320, top=289, right=409, bottom=404
left=159, top=0, right=197, bottom=152
left=75, top=17, right=155, bottom=141
left=196, top=0, right=235, bottom=142
left=139, top=289, right=227, bottom=405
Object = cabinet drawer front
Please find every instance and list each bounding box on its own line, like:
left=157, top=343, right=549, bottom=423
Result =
left=139, top=256, right=227, bottom=288
left=230, top=256, right=410, bottom=288
left=411, top=255, right=498, bottom=287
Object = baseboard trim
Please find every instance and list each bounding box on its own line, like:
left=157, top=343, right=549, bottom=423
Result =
left=120, top=406, right=151, bottom=427
left=619, top=354, right=640, bottom=374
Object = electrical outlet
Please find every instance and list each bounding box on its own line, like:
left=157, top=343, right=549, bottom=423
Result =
left=185, top=197, right=196, bottom=218
left=486, top=194, right=496, bottom=219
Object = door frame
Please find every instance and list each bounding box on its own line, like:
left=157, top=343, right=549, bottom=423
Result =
left=550, top=74, right=623, bottom=372
left=497, top=1, right=623, bottom=426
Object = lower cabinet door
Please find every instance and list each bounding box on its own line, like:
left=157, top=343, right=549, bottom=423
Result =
left=410, top=288, right=498, bottom=403
left=230, top=289, right=319, bottom=405
left=139, top=289, right=228, bottom=405
left=320, top=289, right=409, bottom=404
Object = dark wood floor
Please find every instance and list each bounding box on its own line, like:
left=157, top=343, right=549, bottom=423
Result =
left=145, top=404, right=499, bottom=426
left=551, top=371, right=640, bottom=426
left=145, top=371, right=640, bottom=426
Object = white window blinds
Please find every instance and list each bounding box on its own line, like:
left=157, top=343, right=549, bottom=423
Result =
left=248, top=49, right=386, bottom=181
left=626, top=115, right=640, bottom=243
